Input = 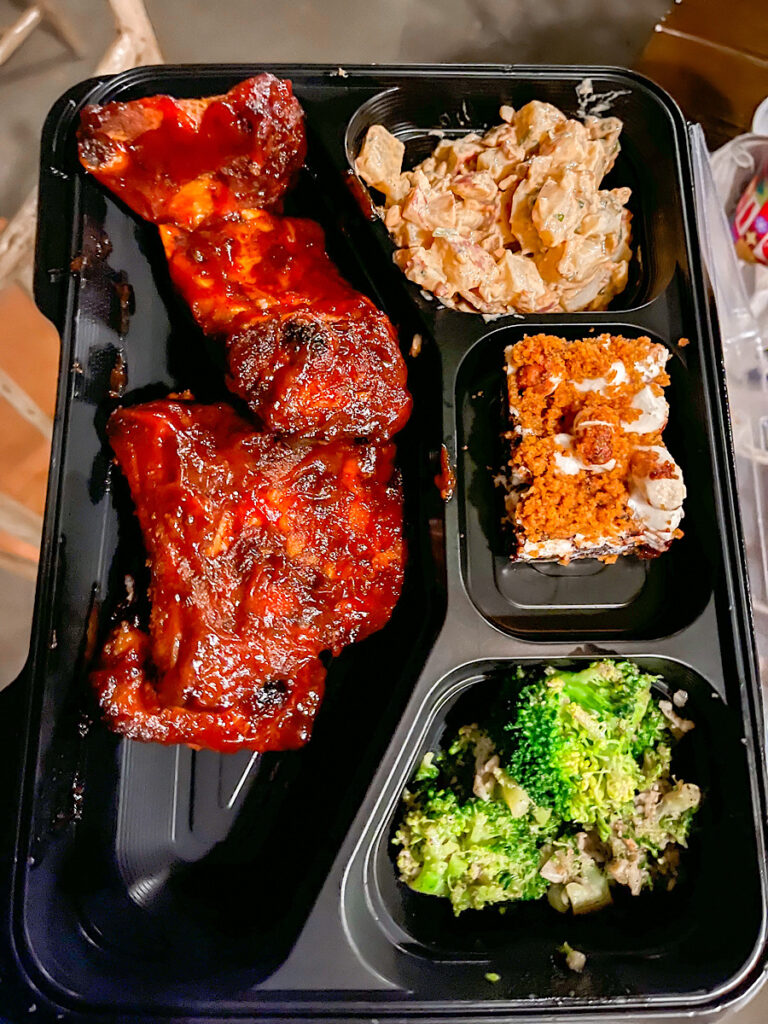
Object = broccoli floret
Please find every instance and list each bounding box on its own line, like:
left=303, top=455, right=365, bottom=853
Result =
left=394, top=726, right=558, bottom=914
left=493, top=661, right=675, bottom=837
left=394, top=783, right=554, bottom=914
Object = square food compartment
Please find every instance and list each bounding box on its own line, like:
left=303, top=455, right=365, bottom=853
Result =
left=343, top=657, right=765, bottom=1008
left=456, top=324, right=716, bottom=639
left=344, top=70, right=688, bottom=316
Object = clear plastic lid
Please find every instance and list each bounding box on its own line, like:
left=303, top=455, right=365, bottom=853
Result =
left=691, top=124, right=768, bottom=685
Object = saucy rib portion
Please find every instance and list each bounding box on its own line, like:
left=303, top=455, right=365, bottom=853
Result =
left=77, top=74, right=411, bottom=441
left=160, top=212, right=412, bottom=440
left=92, top=399, right=405, bottom=752
left=77, top=74, right=307, bottom=225
left=80, top=76, right=411, bottom=752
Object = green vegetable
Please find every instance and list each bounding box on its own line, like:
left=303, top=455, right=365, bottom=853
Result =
left=496, top=661, right=670, bottom=837
left=559, top=942, right=587, bottom=972
left=394, top=724, right=560, bottom=914
left=393, top=660, right=700, bottom=917
left=484, top=972, right=501, bottom=983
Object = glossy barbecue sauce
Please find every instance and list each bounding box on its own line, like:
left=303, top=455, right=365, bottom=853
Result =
left=77, top=75, right=308, bottom=224
left=79, top=74, right=411, bottom=443
left=79, top=76, right=411, bottom=752
left=92, top=400, right=404, bottom=752
left=160, top=211, right=412, bottom=440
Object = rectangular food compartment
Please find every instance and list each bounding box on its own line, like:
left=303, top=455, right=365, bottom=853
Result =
left=343, top=70, right=686, bottom=317
left=11, top=70, right=447, bottom=1012
left=457, top=323, right=716, bottom=639
left=343, top=657, right=765, bottom=1007
left=0, top=63, right=761, bottom=1023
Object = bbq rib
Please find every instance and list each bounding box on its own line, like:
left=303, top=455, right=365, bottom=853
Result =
left=78, top=75, right=411, bottom=752
left=160, top=212, right=411, bottom=439
left=92, top=399, right=404, bottom=752
left=77, top=75, right=412, bottom=441
left=77, top=74, right=307, bottom=225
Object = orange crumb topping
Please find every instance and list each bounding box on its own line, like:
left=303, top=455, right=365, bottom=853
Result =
left=506, top=333, right=673, bottom=554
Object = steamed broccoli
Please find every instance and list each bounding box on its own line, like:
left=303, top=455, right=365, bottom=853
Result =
left=495, top=661, right=671, bottom=837
left=393, top=660, right=700, bottom=917
left=395, top=728, right=558, bottom=914
left=395, top=787, right=552, bottom=913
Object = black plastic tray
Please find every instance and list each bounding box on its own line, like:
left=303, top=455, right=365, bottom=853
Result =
left=0, top=63, right=765, bottom=1023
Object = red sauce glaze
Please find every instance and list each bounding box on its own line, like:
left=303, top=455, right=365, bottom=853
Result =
left=77, top=75, right=307, bottom=226
left=91, top=399, right=405, bottom=752
left=434, top=445, right=456, bottom=501
left=159, top=212, right=373, bottom=329
left=78, top=75, right=412, bottom=442
left=79, top=77, right=412, bottom=752
left=160, top=212, right=412, bottom=439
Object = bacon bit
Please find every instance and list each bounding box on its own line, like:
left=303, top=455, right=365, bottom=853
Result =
left=678, top=337, right=690, bottom=347
left=517, top=362, right=548, bottom=389
left=435, top=444, right=456, bottom=501
left=576, top=423, right=613, bottom=465
left=409, top=333, right=423, bottom=357
left=648, top=460, right=677, bottom=480
left=630, top=448, right=659, bottom=477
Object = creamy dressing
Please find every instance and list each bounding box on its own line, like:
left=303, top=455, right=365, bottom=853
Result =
left=628, top=491, right=684, bottom=548
left=627, top=445, right=685, bottom=547
left=520, top=535, right=629, bottom=560
left=631, top=445, right=686, bottom=511
left=521, top=538, right=580, bottom=559
left=553, top=434, right=583, bottom=475
left=572, top=360, right=627, bottom=393
left=634, top=351, right=668, bottom=381
left=574, top=415, right=614, bottom=432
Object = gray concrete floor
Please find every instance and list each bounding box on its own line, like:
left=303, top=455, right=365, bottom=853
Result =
left=1, top=1, right=767, bottom=1020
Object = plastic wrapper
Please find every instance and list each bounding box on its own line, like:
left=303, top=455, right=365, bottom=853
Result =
left=693, top=126, right=768, bottom=686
